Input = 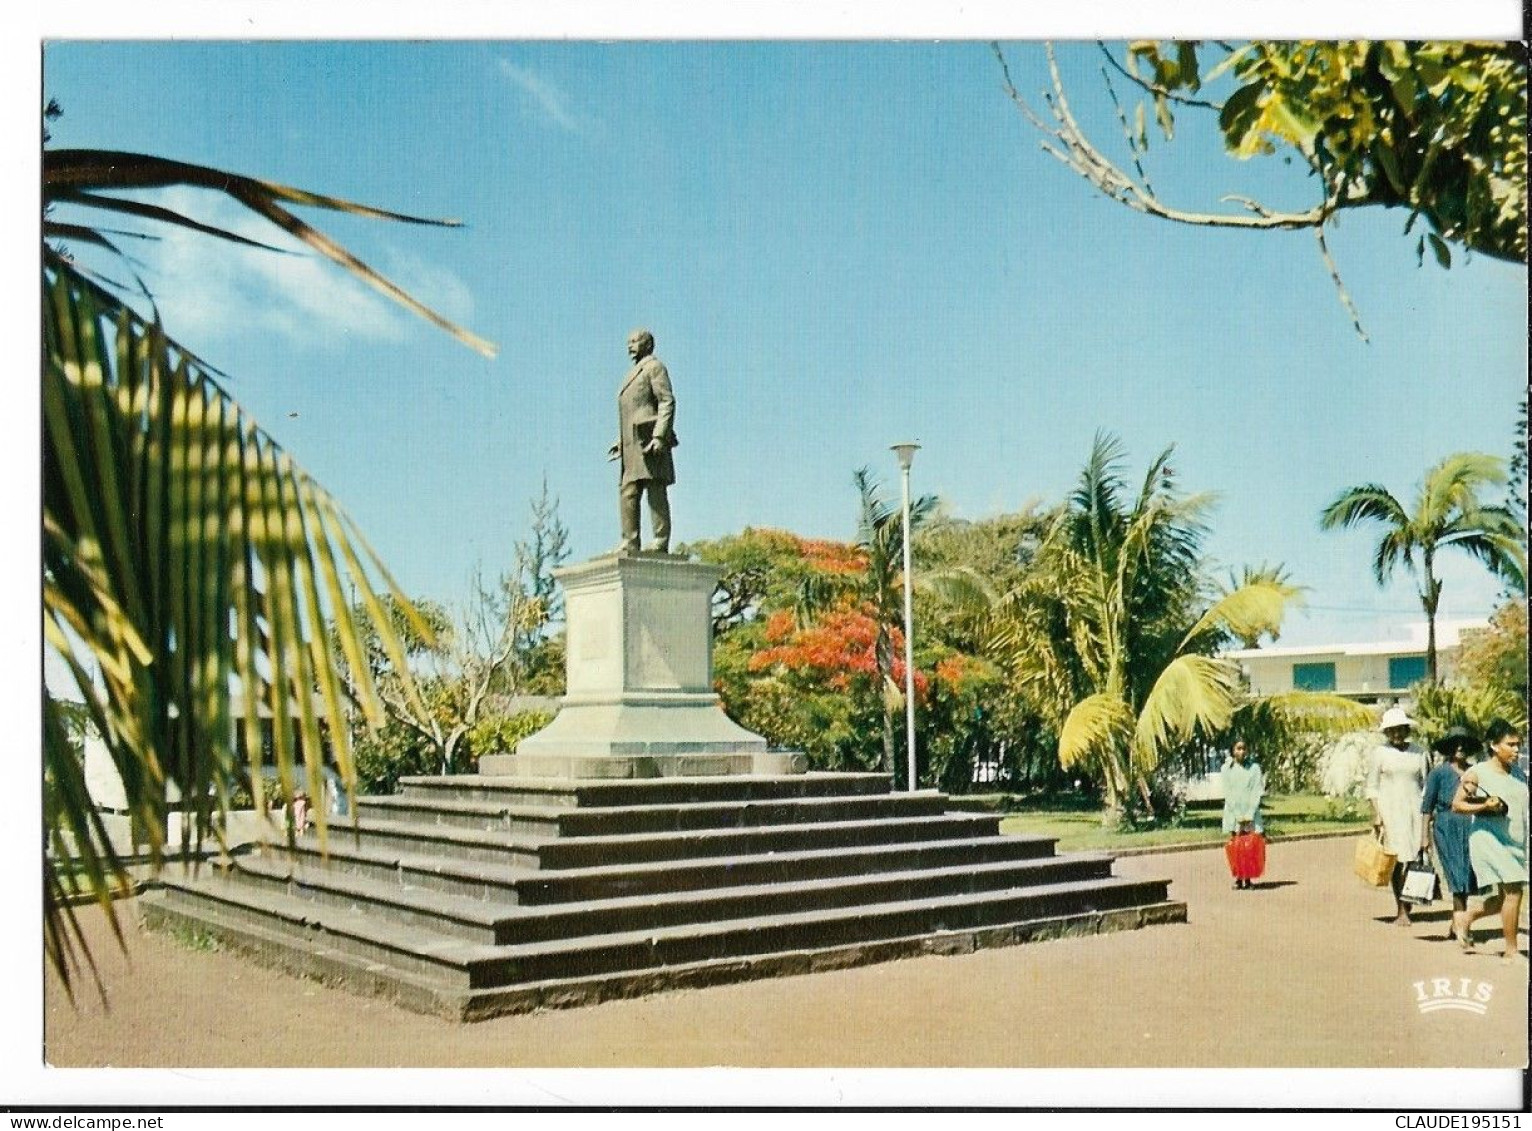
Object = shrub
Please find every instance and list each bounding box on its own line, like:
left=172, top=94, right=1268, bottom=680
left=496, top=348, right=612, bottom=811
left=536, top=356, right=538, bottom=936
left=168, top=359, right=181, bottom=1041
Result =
left=465, top=710, right=556, bottom=765
left=1410, top=680, right=1528, bottom=749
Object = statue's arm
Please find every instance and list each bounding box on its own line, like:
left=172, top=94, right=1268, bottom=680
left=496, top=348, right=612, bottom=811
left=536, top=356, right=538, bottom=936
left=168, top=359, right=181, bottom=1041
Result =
left=649, top=361, right=675, bottom=444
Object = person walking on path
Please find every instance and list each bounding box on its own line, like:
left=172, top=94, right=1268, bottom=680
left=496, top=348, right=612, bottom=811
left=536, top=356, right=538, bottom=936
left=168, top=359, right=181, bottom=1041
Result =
left=1422, top=726, right=1480, bottom=949
left=1366, top=706, right=1431, bottom=926
left=1453, top=718, right=1529, bottom=960
left=1222, top=738, right=1265, bottom=889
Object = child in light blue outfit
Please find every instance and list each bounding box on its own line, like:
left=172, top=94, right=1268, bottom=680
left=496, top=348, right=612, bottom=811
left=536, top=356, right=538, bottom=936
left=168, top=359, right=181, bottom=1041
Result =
left=1222, top=739, right=1266, bottom=889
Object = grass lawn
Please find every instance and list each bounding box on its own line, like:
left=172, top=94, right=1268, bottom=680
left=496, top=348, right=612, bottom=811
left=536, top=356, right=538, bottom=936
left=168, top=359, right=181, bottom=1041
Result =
left=997, top=794, right=1370, bottom=853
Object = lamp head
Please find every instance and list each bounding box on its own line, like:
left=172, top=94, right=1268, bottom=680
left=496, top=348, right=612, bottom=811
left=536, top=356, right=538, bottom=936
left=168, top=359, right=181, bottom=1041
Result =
left=891, top=442, right=921, bottom=471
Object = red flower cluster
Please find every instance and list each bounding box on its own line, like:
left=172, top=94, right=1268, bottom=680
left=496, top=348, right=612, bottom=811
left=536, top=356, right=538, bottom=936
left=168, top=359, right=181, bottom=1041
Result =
left=933, top=653, right=996, bottom=693
left=749, top=609, right=929, bottom=696
left=763, top=609, right=797, bottom=644
left=797, top=537, right=868, bottom=576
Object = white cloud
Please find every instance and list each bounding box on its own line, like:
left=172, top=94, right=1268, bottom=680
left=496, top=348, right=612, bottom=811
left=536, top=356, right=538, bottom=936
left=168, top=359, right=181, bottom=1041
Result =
left=496, top=58, right=586, bottom=134
left=87, top=186, right=476, bottom=355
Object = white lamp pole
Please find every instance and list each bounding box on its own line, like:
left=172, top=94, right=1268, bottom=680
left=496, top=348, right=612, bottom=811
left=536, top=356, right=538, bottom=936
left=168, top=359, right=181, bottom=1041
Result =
left=891, top=442, right=920, bottom=792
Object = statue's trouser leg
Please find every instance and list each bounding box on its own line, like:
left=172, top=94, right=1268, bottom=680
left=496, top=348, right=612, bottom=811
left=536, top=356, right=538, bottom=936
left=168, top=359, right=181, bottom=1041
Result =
left=647, top=482, right=671, bottom=552
left=619, top=481, right=642, bottom=553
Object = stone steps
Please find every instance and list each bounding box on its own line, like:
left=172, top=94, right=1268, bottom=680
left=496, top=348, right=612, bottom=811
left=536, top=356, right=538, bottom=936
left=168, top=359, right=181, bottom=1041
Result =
left=219, top=847, right=1119, bottom=945
left=396, top=772, right=892, bottom=808
left=251, top=829, right=1065, bottom=904
left=336, top=810, right=1004, bottom=870
left=145, top=867, right=1178, bottom=1015
left=143, top=769, right=1186, bottom=1019
left=356, top=788, right=949, bottom=837
left=141, top=879, right=1185, bottom=1021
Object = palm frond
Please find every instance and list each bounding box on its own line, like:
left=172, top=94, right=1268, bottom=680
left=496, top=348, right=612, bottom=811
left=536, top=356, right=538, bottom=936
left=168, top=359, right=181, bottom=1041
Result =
left=1374, top=525, right=1418, bottom=586
left=42, top=258, right=426, bottom=987
left=43, top=149, right=497, bottom=359
left=916, top=565, right=998, bottom=617
left=1131, top=653, right=1241, bottom=770
left=1421, top=452, right=1506, bottom=524
left=1059, top=692, right=1136, bottom=769
left=1233, top=691, right=1376, bottom=740
left=49, top=187, right=293, bottom=253
left=1181, top=577, right=1302, bottom=650
left=1319, top=484, right=1407, bottom=532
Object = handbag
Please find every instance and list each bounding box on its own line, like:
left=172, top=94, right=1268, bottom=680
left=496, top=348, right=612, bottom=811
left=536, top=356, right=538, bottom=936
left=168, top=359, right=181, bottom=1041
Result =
left=1400, top=853, right=1440, bottom=905
left=1225, top=830, right=1267, bottom=882
left=1354, top=829, right=1397, bottom=887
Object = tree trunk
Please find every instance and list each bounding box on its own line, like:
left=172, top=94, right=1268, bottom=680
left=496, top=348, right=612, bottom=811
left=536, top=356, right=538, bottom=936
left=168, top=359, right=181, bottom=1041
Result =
left=876, top=623, right=896, bottom=778
left=1422, top=558, right=1442, bottom=684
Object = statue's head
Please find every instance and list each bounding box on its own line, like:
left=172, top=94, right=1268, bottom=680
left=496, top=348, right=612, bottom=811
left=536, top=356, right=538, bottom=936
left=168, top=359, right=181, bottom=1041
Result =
left=627, top=328, right=655, bottom=361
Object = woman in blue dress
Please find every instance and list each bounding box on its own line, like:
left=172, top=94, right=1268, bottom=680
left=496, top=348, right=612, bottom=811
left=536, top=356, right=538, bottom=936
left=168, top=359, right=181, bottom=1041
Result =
left=1453, top=719, right=1529, bottom=960
left=1421, top=726, right=1478, bottom=949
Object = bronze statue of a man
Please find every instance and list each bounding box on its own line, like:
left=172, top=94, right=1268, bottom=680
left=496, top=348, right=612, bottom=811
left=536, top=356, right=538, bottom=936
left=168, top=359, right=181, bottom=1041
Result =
left=608, top=328, right=677, bottom=554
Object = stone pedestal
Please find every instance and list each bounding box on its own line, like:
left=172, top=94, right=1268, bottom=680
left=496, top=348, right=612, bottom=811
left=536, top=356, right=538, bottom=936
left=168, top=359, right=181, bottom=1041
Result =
left=479, top=553, right=804, bottom=779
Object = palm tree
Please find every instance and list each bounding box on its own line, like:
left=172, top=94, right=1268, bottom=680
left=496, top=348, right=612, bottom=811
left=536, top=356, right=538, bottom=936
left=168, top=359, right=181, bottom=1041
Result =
left=994, top=434, right=1367, bottom=818
left=1320, top=453, right=1526, bottom=684
left=43, top=144, right=495, bottom=989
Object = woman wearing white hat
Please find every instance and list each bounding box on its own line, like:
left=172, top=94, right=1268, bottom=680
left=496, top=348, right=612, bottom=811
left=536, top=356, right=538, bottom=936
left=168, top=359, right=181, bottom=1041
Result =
left=1365, top=706, right=1431, bottom=925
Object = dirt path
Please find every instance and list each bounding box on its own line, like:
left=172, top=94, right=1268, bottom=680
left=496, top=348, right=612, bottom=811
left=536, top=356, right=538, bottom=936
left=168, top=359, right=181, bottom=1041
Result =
left=41, top=836, right=1528, bottom=1073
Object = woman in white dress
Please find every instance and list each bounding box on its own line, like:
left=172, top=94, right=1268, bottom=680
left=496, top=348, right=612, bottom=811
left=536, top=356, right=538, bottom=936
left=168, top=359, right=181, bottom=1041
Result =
left=1365, top=706, right=1431, bottom=926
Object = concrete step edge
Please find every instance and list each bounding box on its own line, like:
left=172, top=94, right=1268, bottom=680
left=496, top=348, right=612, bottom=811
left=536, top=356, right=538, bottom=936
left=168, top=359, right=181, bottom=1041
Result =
left=152, top=873, right=495, bottom=976
left=541, top=811, right=1001, bottom=850
left=363, top=791, right=947, bottom=823
left=160, top=867, right=1169, bottom=974
left=140, top=889, right=1187, bottom=1022
left=228, top=849, right=1120, bottom=929
left=278, top=831, right=1064, bottom=889
left=453, top=899, right=1190, bottom=1020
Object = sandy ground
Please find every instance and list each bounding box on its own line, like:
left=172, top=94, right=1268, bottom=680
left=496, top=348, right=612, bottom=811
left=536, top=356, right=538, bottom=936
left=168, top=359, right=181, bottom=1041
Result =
left=41, top=836, right=1529, bottom=1071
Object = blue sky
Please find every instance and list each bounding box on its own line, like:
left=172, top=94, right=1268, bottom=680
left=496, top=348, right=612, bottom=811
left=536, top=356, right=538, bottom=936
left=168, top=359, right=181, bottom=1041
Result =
left=40, top=39, right=1527, bottom=652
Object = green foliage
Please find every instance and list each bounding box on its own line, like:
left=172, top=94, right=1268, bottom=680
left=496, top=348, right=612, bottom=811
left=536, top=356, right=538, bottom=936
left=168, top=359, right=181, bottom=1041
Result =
left=505, top=476, right=571, bottom=662
left=41, top=141, right=489, bottom=989
left=715, top=615, right=891, bottom=772
left=989, top=433, right=1367, bottom=819
left=352, top=720, right=437, bottom=796
left=465, top=710, right=556, bottom=764
left=705, top=510, right=1056, bottom=790
left=993, top=433, right=1282, bottom=814
left=999, top=792, right=1369, bottom=852
left=1411, top=679, right=1529, bottom=748
left=684, top=527, right=863, bottom=632
left=1509, top=393, right=1528, bottom=532
left=333, top=489, right=568, bottom=775
left=998, top=41, right=1526, bottom=337
left=1456, top=598, right=1529, bottom=703
left=1227, top=691, right=1377, bottom=792
left=1126, top=41, right=1527, bottom=264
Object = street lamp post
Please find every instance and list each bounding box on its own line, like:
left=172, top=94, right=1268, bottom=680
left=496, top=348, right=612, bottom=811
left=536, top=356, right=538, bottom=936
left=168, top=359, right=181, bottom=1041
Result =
left=891, top=442, right=920, bottom=792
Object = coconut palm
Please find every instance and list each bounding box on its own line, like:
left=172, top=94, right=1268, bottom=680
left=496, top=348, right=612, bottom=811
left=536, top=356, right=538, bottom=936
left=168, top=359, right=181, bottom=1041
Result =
left=43, top=143, right=495, bottom=989
left=1320, top=453, right=1526, bottom=684
left=994, top=434, right=1367, bottom=817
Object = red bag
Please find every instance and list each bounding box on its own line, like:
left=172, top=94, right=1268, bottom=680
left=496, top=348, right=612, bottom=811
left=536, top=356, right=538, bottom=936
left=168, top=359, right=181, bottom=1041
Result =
left=1225, top=831, right=1266, bottom=882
